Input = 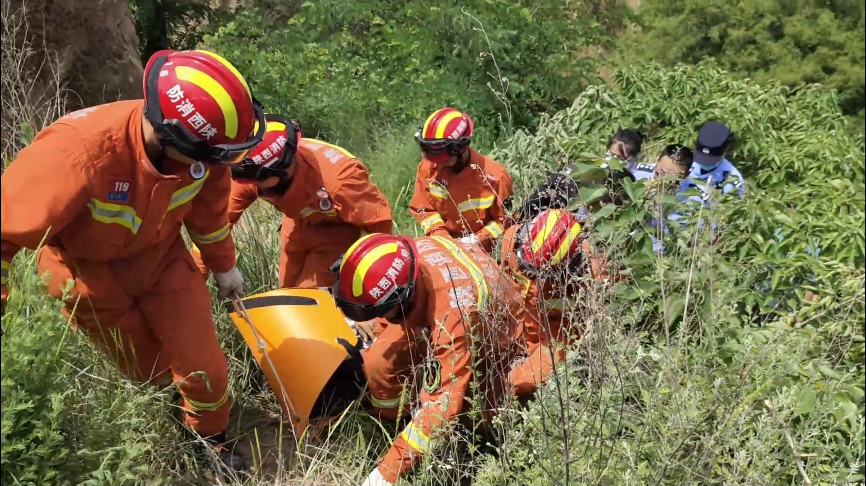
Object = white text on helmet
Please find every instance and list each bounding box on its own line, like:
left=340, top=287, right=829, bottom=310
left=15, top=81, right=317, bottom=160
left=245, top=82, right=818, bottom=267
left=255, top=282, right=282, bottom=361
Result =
left=448, top=119, right=468, bottom=139
left=165, top=84, right=218, bottom=140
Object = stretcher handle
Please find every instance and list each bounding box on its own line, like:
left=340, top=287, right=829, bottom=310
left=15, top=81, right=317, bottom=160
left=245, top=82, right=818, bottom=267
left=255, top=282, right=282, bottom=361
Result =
left=230, top=292, right=301, bottom=424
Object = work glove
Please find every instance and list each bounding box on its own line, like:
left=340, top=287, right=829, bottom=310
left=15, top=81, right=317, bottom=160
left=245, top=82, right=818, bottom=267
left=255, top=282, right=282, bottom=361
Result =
left=457, top=234, right=480, bottom=246
left=361, top=468, right=394, bottom=486
left=354, top=319, right=376, bottom=346
left=213, top=266, right=244, bottom=300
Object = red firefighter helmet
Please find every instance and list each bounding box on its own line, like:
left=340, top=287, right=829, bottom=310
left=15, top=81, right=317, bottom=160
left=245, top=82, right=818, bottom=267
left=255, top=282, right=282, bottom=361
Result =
left=143, top=49, right=266, bottom=165
left=515, top=209, right=584, bottom=278
left=330, top=233, right=419, bottom=321
left=415, top=107, right=474, bottom=163
left=230, top=114, right=301, bottom=182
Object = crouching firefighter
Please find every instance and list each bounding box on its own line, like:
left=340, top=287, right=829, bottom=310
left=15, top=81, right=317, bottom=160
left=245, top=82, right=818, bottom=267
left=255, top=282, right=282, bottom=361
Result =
left=500, top=209, right=614, bottom=398
left=330, top=233, right=533, bottom=486
left=192, top=115, right=394, bottom=289
left=1, top=49, right=262, bottom=460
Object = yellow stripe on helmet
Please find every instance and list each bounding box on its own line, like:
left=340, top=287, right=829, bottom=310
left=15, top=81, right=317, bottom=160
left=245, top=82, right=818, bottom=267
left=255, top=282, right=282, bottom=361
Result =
left=532, top=209, right=563, bottom=253
left=551, top=221, right=582, bottom=265
left=175, top=65, right=239, bottom=139
left=341, top=234, right=377, bottom=273
left=266, top=120, right=287, bottom=133
left=421, top=109, right=444, bottom=137
left=194, top=50, right=252, bottom=100
left=434, top=110, right=463, bottom=139
left=353, top=242, right=399, bottom=298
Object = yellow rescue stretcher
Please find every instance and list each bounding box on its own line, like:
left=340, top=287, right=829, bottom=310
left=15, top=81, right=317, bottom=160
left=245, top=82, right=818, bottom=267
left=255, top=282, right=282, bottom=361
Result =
left=227, top=288, right=366, bottom=432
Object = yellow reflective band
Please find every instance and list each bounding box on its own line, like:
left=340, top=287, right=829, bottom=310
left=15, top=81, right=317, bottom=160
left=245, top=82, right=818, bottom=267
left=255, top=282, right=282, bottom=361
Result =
left=434, top=110, right=463, bottom=139
left=532, top=210, right=561, bottom=253
left=545, top=298, right=564, bottom=310
left=400, top=423, right=431, bottom=453
left=88, top=199, right=142, bottom=234
left=420, top=213, right=444, bottom=231
left=1, top=260, right=9, bottom=285
left=483, top=221, right=504, bottom=239
left=185, top=388, right=229, bottom=412
left=431, top=236, right=488, bottom=308
left=299, top=207, right=337, bottom=218
left=513, top=270, right=532, bottom=296
left=457, top=195, right=495, bottom=213
left=421, top=110, right=441, bottom=136
left=194, top=50, right=252, bottom=100
left=304, top=138, right=356, bottom=159
left=353, top=242, right=399, bottom=297
left=188, top=223, right=230, bottom=245
left=551, top=222, right=582, bottom=265
left=175, top=66, right=238, bottom=139
left=267, top=120, right=287, bottom=133
left=428, top=182, right=448, bottom=199
left=370, top=395, right=400, bottom=409
left=168, top=169, right=210, bottom=212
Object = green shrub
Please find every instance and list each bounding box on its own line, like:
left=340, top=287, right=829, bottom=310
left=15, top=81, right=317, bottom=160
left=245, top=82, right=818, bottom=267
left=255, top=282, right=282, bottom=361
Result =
left=1, top=251, right=188, bottom=486
left=477, top=60, right=865, bottom=485
left=617, top=0, right=865, bottom=130
left=202, top=0, right=628, bottom=149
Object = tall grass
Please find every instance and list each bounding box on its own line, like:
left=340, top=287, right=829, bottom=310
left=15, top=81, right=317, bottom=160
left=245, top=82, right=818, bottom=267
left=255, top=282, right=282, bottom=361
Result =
left=2, top=1, right=863, bottom=484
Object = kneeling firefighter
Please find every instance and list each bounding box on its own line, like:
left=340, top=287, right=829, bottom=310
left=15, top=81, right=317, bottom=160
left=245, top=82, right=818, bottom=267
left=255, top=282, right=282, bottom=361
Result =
left=193, top=115, right=394, bottom=289
left=500, top=209, right=613, bottom=398
left=330, top=233, right=534, bottom=486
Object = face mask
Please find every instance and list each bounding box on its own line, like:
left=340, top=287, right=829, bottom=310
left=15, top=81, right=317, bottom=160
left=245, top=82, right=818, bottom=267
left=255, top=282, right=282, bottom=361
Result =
left=697, top=160, right=721, bottom=171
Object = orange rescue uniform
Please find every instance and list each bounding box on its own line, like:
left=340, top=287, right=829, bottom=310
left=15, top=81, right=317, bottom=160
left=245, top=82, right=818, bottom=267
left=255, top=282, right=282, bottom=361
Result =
left=409, top=148, right=513, bottom=253
left=499, top=223, right=613, bottom=398
left=0, top=100, right=233, bottom=437
left=193, top=139, right=393, bottom=289
left=364, top=235, right=529, bottom=484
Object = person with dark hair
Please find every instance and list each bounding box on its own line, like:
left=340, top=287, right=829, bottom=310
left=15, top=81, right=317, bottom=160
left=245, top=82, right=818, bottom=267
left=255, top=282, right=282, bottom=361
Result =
left=653, top=144, right=694, bottom=180
left=605, top=128, right=644, bottom=174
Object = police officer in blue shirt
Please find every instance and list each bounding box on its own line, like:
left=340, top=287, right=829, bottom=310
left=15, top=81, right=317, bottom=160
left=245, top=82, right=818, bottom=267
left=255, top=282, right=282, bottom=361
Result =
left=684, top=121, right=745, bottom=199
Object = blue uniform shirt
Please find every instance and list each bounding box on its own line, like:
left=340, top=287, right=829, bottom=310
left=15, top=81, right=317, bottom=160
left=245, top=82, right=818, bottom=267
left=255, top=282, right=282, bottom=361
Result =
left=681, top=158, right=746, bottom=203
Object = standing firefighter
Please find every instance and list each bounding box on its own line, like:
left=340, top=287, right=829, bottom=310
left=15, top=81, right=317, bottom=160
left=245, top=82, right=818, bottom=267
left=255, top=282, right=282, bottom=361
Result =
left=192, top=115, right=394, bottom=289
left=330, top=233, right=531, bottom=486
left=409, top=108, right=513, bottom=253
left=1, top=50, right=262, bottom=454
left=500, top=208, right=612, bottom=398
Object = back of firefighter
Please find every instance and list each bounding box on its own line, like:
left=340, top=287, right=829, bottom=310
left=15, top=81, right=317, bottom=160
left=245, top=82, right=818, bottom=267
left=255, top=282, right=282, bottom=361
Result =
left=408, top=107, right=513, bottom=254
left=330, top=233, right=530, bottom=486
left=191, top=116, right=393, bottom=289
left=500, top=209, right=613, bottom=398
left=0, top=50, right=263, bottom=448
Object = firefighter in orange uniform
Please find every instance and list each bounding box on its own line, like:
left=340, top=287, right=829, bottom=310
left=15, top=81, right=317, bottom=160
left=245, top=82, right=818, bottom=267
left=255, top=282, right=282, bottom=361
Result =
left=500, top=208, right=613, bottom=398
left=330, top=233, right=531, bottom=486
left=408, top=107, right=513, bottom=253
left=191, top=115, right=394, bottom=289
left=0, top=50, right=264, bottom=454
